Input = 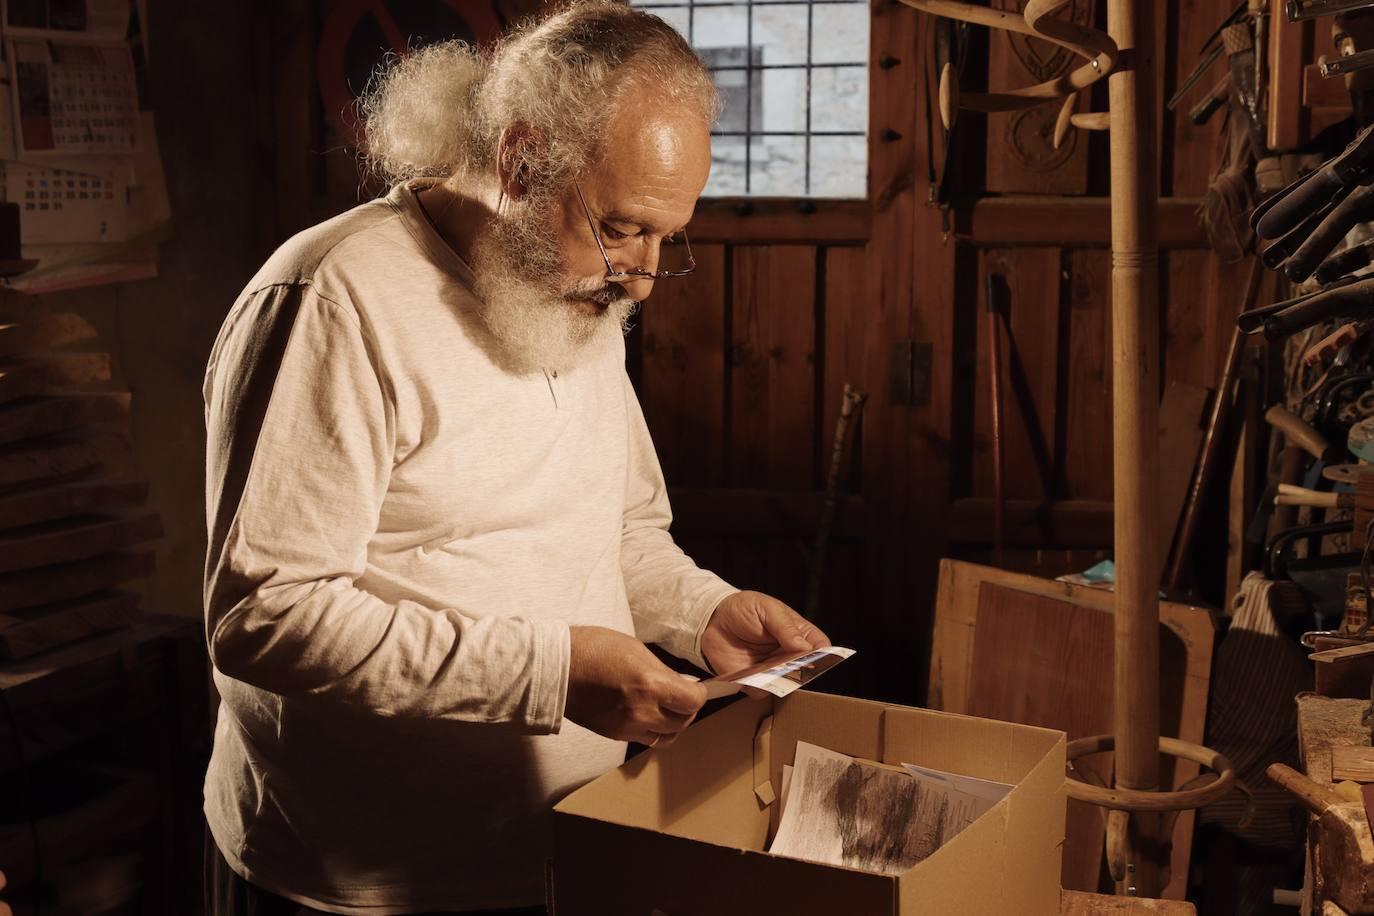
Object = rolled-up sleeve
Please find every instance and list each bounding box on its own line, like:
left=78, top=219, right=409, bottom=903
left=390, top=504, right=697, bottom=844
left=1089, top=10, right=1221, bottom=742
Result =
left=202, top=283, right=568, bottom=731
left=618, top=374, right=738, bottom=672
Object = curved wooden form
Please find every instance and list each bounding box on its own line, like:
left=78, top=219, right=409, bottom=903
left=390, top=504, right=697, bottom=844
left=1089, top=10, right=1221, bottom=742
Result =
left=899, top=0, right=1120, bottom=128
left=1065, top=735, right=1238, bottom=811
left=1053, top=93, right=1110, bottom=150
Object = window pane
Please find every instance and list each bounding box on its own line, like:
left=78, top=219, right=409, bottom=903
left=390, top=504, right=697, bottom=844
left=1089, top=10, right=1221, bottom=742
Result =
left=707, top=135, right=748, bottom=196
left=693, top=5, right=748, bottom=50
left=811, top=3, right=868, bottom=64
left=757, top=66, right=806, bottom=133
left=810, top=135, right=866, bottom=197
left=751, top=135, right=806, bottom=195
left=645, top=5, right=689, bottom=38
left=810, top=66, right=866, bottom=133
left=751, top=5, right=808, bottom=65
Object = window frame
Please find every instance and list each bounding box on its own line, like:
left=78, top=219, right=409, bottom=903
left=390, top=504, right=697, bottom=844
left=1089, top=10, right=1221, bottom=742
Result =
left=631, top=0, right=871, bottom=208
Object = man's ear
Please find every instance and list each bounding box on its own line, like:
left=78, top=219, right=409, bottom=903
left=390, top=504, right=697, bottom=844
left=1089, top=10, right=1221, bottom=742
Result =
left=496, top=123, right=543, bottom=201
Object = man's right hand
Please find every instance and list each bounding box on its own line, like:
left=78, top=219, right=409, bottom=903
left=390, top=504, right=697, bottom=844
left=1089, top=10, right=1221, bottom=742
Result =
left=565, top=626, right=706, bottom=748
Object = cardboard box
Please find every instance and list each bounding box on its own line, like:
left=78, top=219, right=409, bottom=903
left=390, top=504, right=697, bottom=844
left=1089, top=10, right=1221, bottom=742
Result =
left=551, top=690, right=1067, bottom=915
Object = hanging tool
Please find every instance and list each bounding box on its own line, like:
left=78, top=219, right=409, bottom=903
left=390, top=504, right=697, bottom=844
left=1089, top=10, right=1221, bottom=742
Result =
left=1167, top=1, right=1247, bottom=112
left=803, top=384, right=867, bottom=621
left=1289, top=0, right=1374, bottom=22
left=1276, top=483, right=1355, bottom=507
left=1303, top=321, right=1373, bottom=365
left=986, top=273, right=1007, bottom=566
left=1251, top=122, right=1374, bottom=278
left=1167, top=259, right=1259, bottom=591
left=1224, top=21, right=1268, bottom=155
left=1268, top=404, right=1340, bottom=463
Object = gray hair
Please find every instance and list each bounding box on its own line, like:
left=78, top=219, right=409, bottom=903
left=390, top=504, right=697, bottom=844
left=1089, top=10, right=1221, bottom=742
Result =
left=359, top=0, right=720, bottom=191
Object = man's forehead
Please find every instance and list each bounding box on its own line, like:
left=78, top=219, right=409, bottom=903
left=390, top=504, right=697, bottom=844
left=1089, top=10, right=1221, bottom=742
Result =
left=582, top=105, right=711, bottom=222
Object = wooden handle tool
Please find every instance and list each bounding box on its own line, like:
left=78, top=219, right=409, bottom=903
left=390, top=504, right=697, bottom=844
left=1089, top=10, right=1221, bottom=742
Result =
left=1267, top=762, right=1345, bottom=816
left=1275, top=483, right=1353, bottom=508
left=1266, top=405, right=1336, bottom=463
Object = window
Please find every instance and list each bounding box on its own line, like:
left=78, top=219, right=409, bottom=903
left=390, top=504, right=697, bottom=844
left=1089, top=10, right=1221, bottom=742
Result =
left=630, top=0, right=869, bottom=198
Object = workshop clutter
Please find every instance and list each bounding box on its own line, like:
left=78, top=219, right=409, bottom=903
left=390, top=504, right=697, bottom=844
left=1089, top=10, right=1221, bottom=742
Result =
left=550, top=690, right=1066, bottom=916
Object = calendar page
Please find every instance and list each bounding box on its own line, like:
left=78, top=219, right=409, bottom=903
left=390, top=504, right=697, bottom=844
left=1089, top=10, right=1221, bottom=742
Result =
left=3, top=160, right=128, bottom=244
left=10, top=38, right=138, bottom=158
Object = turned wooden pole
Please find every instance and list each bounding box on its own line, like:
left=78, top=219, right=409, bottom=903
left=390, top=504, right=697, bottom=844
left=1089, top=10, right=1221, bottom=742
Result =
left=1107, top=0, right=1164, bottom=897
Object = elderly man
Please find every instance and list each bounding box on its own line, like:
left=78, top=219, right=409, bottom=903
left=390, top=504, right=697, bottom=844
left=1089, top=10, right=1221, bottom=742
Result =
left=201, top=3, right=828, bottom=914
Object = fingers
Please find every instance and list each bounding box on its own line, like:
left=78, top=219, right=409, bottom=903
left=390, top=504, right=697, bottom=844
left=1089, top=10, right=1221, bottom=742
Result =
left=655, top=672, right=707, bottom=716
left=761, top=600, right=831, bottom=652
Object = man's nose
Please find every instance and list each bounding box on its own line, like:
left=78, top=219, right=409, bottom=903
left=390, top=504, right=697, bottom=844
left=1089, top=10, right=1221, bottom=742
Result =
left=620, top=274, right=656, bottom=301
left=611, top=238, right=661, bottom=300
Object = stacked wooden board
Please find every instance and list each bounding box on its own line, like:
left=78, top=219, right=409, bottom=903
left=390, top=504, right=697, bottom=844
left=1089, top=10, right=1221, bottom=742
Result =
left=929, top=560, right=1217, bottom=900
left=0, top=308, right=159, bottom=659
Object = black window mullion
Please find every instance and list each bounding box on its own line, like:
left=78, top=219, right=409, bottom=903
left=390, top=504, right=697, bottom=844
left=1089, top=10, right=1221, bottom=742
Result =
left=744, top=0, right=754, bottom=193
left=804, top=0, right=814, bottom=194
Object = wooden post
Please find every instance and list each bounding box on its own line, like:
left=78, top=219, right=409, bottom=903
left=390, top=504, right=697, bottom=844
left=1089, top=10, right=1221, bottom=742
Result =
left=1107, top=0, right=1164, bottom=897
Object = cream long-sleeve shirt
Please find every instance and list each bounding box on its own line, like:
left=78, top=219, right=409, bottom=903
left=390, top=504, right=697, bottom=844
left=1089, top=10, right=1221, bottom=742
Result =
left=201, top=180, right=737, bottom=914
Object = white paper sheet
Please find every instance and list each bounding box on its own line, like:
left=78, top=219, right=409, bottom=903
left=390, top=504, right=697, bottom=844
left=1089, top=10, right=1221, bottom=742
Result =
left=768, top=742, right=1014, bottom=876
left=703, top=645, right=855, bottom=699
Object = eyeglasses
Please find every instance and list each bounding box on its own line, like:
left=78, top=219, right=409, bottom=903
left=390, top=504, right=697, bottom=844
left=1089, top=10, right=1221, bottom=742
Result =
left=574, top=183, right=696, bottom=283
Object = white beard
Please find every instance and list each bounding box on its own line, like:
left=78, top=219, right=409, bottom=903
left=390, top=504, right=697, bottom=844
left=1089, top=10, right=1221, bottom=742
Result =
left=468, top=200, right=638, bottom=376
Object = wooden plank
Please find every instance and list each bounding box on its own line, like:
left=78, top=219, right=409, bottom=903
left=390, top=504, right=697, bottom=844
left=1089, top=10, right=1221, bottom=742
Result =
left=1157, top=381, right=1211, bottom=563
left=0, top=480, right=147, bottom=530
left=822, top=245, right=869, bottom=484
left=689, top=199, right=869, bottom=244
left=930, top=560, right=1216, bottom=898
left=1064, top=250, right=1113, bottom=500
left=968, top=582, right=1114, bottom=892
left=985, top=0, right=1091, bottom=193
left=0, top=353, right=110, bottom=404
left=668, top=487, right=864, bottom=538
left=0, top=431, right=127, bottom=487
left=967, top=198, right=1207, bottom=248
left=0, top=551, right=154, bottom=613
left=0, top=393, right=130, bottom=445
left=729, top=245, right=817, bottom=490
left=1313, top=643, right=1374, bottom=699
left=1305, top=63, right=1355, bottom=111
left=0, top=590, right=140, bottom=661
left=975, top=248, right=1061, bottom=500
left=947, top=497, right=1113, bottom=547
left=1163, top=250, right=1216, bottom=387
left=1268, top=0, right=1308, bottom=153
left=0, top=313, right=97, bottom=358
left=836, top=0, right=925, bottom=701
left=0, top=513, right=162, bottom=574
left=1332, top=746, right=1374, bottom=783
left=641, top=244, right=726, bottom=487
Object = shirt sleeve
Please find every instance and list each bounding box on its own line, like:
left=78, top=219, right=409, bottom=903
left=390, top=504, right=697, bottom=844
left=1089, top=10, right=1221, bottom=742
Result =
left=202, top=283, right=568, bottom=731
left=618, top=373, right=738, bottom=672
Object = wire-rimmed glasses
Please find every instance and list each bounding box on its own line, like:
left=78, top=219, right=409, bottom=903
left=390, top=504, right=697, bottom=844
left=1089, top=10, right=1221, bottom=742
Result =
left=574, top=183, right=696, bottom=283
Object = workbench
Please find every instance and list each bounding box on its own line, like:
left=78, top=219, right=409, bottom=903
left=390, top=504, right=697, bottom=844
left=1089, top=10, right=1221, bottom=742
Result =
left=1298, top=694, right=1374, bottom=914
left=1061, top=890, right=1195, bottom=913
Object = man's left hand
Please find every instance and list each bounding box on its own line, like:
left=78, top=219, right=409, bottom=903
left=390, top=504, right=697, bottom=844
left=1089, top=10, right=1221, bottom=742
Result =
left=700, top=590, right=830, bottom=676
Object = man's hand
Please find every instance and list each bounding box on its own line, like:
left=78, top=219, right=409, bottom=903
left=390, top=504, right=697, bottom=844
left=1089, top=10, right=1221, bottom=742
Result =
left=565, top=626, right=706, bottom=748
left=700, top=590, right=831, bottom=676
